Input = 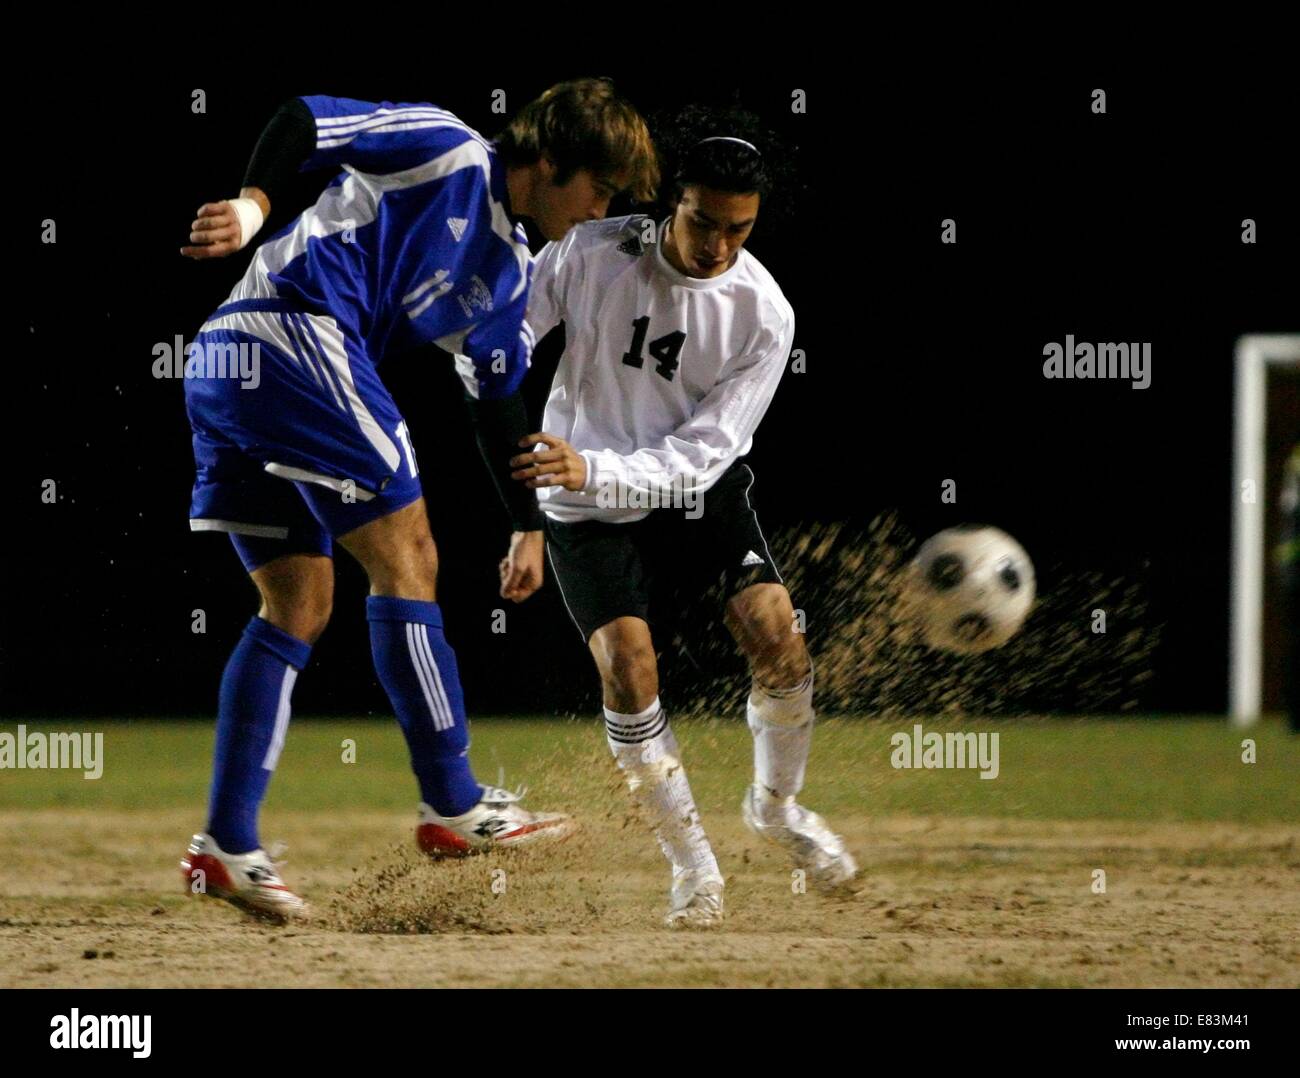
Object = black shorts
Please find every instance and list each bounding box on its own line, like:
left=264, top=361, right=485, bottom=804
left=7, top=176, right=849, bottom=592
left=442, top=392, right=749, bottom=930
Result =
left=544, top=463, right=784, bottom=642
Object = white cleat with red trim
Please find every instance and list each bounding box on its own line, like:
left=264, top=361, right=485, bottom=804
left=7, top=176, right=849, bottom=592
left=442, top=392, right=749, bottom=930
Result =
left=416, top=785, right=572, bottom=856
left=179, top=832, right=308, bottom=922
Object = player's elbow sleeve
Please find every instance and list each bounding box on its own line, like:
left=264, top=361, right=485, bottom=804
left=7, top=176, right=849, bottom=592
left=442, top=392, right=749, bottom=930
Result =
left=243, top=99, right=317, bottom=195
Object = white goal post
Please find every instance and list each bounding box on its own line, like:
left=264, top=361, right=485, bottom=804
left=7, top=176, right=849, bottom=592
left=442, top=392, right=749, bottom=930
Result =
left=1230, top=334, right=1300, bottom=726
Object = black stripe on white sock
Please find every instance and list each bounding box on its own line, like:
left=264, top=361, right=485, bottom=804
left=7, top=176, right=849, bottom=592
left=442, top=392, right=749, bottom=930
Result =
left=605, top=708, right=667, bottom=744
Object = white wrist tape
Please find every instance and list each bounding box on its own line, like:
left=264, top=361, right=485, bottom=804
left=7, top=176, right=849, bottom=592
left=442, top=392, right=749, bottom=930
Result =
left=227, top=197, right=265, bottom=250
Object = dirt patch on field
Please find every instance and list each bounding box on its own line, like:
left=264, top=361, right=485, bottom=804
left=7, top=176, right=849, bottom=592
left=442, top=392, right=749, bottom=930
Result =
left=0, top=809, right=1295, bottom=987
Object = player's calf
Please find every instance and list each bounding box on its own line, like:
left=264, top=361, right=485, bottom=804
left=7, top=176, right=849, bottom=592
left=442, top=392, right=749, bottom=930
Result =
left=740, top=676, right=858, bottom=891
left=728, top=584, right=816, bottom=798
left=591, top=619, right=724, bottom=926
left=727, top=586, right=859, bottom=891
left=342, top=498, right=569, bottom=843
left=725, top=582, right=810, bottom=690
left=609, top=706, right=724, bottom=927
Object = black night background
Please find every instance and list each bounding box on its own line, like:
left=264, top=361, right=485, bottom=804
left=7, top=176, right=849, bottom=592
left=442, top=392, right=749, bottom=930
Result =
left=8, top=71, right=1298, bottom=721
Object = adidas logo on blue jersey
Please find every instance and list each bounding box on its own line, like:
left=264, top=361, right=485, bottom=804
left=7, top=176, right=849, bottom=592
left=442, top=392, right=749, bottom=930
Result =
left=447, top=217, right=468, bottom=242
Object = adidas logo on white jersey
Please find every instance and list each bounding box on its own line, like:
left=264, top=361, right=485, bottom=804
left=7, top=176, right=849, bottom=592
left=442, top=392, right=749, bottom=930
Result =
left=741, top=550, right=764, bottom=567
left=617, top=216, right=656, bottom=257
left=447, top=217, right=469, bottom=242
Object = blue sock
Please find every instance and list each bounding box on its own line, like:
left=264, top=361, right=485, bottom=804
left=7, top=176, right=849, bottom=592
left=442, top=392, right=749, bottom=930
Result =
left=207, top=617, right=312, bottom=854
left=366, top=596, right=481, bottom=817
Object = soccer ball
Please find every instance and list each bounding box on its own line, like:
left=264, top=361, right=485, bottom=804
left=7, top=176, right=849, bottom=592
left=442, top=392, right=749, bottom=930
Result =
left=908, top=525, right=1036, bottom=654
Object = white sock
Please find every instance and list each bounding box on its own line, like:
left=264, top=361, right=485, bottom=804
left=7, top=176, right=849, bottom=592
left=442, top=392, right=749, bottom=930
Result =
left=605, top=697, right=719, bottom=878
left=747, top=669, right=815, bottom=802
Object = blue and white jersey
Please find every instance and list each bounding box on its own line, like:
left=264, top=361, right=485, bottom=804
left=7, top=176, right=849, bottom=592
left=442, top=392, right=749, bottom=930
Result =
left=227, top=95, right=535, bottom=400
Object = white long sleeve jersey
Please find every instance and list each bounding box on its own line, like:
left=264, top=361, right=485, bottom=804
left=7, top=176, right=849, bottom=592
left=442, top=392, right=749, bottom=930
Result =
left=526, top=215, right=795, bottom=523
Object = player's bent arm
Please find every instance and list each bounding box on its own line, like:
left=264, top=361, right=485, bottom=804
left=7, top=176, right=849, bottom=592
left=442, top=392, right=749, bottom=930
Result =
left=467, top=388, right=547, bottom=603
left=180, top=97, right=315, bottom=259
left=443, top=290, right=546, bottom=532
left=243, top=97, right=317, bottom=196
left=464, top=390, right=546, bottom=534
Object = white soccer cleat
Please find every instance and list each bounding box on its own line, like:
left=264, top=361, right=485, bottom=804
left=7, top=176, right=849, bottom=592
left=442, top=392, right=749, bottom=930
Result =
left=742, top=783, right=858, bottom=892
left=665, top=868, right=725, bottom=928
left=416, top=785, right=573, bottom=856
left=179, top=832, right=308, bottom=922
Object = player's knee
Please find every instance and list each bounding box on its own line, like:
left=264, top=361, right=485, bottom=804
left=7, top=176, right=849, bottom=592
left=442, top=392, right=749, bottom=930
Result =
left=367, top=528, right=439, bottom=600
left=282, top=601, right=332, bottom=645
left=269, top=589, right=333, bottom=644
left=755, top=645, right=809, bottom=691
left=259, top=595, right=333, bottom=645
left=742, top=614, right=809, bottom=687
left=407, top=527, right=439, bottom=584
left=402, top=535, right=439, bottom=599
left=296, top=583, right=334, bottom=643
left=339, top=500, right=439, bottom=601
left=602, top=646, right=657, bottom=712
left=254, top=556, right=334, bottom=645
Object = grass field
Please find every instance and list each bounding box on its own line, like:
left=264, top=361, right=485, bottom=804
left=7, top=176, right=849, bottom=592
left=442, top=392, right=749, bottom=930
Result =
left=1, top=715, right=1297, bottom=987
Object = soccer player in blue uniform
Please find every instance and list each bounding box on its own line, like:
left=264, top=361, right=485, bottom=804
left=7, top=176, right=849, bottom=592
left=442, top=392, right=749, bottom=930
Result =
left=176, top=82, right=657, bottom=919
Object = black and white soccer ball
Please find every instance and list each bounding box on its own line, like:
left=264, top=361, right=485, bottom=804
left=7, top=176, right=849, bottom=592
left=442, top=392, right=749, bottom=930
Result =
left=908, top=526, right=1036, bottom=654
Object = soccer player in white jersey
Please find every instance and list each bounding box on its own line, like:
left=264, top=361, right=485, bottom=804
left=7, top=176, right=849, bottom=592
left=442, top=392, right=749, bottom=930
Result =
left=176, top=82, right=656, bottom=920
left=511, top=108, right=857, bottom=926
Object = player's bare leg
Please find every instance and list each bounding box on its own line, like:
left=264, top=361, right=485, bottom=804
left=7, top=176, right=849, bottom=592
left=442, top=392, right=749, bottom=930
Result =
left=338, top=498, right=569, bottom=854
left=726, top=582, right=858, bottom=891
left=252, top=553, right=335, bottom=642
left=589, top=616, right=659, bottom=714
left=591, top=617, right=724, bottom=926
left=337, top=497, right=440, bottom=601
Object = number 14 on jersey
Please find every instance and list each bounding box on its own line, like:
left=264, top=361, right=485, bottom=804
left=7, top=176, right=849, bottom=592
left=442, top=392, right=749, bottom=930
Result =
left=622, top=316, right=687, bottom=382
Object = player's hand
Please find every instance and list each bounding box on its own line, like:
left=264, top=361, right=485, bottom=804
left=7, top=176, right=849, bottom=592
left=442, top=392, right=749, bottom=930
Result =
left=499, top=529, right=544, bottom=602
left=511, top=433, right=588, bottom=492
left=180, top=201, right=245, bottom=259
left=180, top=188, right=270, bottom=259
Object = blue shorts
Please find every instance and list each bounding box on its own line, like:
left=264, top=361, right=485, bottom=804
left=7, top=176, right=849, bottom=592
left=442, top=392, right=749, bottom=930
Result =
left=185, top=299, right=423, bottom=572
